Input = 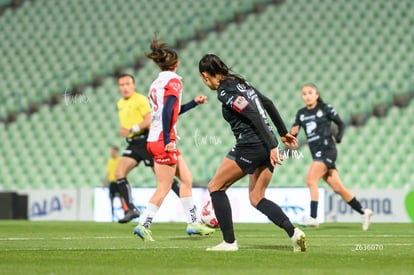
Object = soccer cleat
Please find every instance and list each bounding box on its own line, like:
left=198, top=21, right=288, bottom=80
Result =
left=206, top=240, right=239, bottom=251
left=298, top=217, right=319, bottom=228
left=362, top=208, right=373, bottom=231
left=133, top=224, right=154, bottom=241
left=291, top=228, right=307, bottom=252
left=186, top=222, right=215, bottom=236
left=118, top=209, right=140, bottom=224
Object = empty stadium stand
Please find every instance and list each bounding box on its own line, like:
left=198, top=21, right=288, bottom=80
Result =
left=0, top=0, right=413, bottom=190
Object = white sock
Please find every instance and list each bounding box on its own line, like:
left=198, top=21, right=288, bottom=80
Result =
left=142, top=203, right=159, bottom=228
left=180, top=197, right=198, bottom=224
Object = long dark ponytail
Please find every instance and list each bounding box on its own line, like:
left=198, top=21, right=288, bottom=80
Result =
left=199, top=54, right=249, bottom=86
left=146, top=37, right=178, bottom=71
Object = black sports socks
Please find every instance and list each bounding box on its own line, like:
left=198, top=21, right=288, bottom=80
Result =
left=171, top=178, right=180, bottom=196
left=116, top=178, right=135, bottom=210
left=256, top=198, right=295, bottom=237
left=310, top=200, right=318, bottom=218
left=210, top=191, right=235, bottom=243
left=347, top=197, right=364, bottom=214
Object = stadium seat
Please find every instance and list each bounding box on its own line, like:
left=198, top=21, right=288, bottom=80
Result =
left=1, top=0, right=413, bottom=190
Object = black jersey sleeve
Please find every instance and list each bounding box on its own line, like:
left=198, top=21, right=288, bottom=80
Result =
left=218, top=87, right=279, bottom=150
left=179, top=100, right=197, bottom=115
left=326, top=104, right=345, bottom=143
left=290, top=110, right=302, bottom=136
left=255, top=90, right=288, bottom=136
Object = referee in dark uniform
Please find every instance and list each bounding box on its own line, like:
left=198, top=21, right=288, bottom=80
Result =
left=291, top=83, right=373, bottom=230
left=115, top=73, right=180, bottom=224
left=198, top=54, right=306, bottom=252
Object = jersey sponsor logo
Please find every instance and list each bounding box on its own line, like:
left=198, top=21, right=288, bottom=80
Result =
left=308, top=135, right=320, bottom=143
left=301, top=114, right=316, bottom=121
left=315, top=151, right=322, bottom=158
left=305, top=121, right=317, bottom=136
left=316, top=109, right=323, bottom=117
left=156, top=157, right=171, bottom=163
left=236, top=83, right=248, bottom=92
left=232, top=96, right=249, bottom=112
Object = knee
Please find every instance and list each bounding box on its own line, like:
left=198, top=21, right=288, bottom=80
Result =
left=207, top=181, right=216, bottom=193
left=208, top=179, right=223, bottom=193
left=249, top=193, right=264, bottom=208
left=305, top=178, right=317, bottom=188
left=155, top=185, right=171, bottom=197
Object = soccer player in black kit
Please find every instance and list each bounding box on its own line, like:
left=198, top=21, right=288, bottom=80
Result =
left=291, top=83, right=373, bottom=230
left=199, top=54, right=306, bottom=252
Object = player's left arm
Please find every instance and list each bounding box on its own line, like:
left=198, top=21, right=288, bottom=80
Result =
left=327, top=105, right=346, bottom=143
left=179, top=95, right=207, bottom=115
left=256, top=90, right=297, bottom=148
left=219, top=89, right=279, bottom=150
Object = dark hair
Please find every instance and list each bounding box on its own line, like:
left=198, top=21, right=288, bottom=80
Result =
left=302, top=83, right=324, bottom=103
left=146, top=37, right=178, bottom=71
left=117, top=73, right=135, bottom=83
left=199, top=54, right=248, bottom=86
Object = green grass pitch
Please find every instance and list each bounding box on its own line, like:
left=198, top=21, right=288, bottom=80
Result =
left=0, top=221, right=413, bottom=275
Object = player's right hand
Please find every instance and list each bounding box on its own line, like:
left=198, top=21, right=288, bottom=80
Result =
left=270, top=147, right=283, bottom=167
left=165, top=141, right=176, bottom=152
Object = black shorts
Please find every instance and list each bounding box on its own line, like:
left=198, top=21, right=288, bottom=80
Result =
left=226, top=144, right=274, bottom=174
left=109, top=182, right=119, bottom=198
left=312, top=148, right=337, bottom=169
left=122, top=135, right=154, bottom=167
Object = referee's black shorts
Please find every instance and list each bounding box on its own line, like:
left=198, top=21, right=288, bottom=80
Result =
left=311, top=148, right=337, bottom=169
left=226, top=143, right=274, bottom=174
left=122, top=134, right=154, bottom=167
left=109, top=182, right=119, bottom=198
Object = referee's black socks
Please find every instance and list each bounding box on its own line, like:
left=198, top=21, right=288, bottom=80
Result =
left=116, top=178, right=135, bottom=210
left=256, top=198, right=295, bottom=238
left=171, top=178, right=180, bottom=197
left=210, top=191, right=236, bottom=244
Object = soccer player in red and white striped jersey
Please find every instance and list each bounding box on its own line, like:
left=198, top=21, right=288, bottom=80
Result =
left=133, top=37, right=214, bottom=241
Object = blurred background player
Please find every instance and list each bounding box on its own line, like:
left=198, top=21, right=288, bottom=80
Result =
left=116, top=73, right=180, bottom=224
left=198, top=54, right=306, bottom=252
left=290, top=83, right=373, bottom=230
left=103, top=145, right=128, bottom=220
left=133, top=37, right=214, bottom=241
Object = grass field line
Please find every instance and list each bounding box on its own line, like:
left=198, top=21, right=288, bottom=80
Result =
left=241, top=234, right=414, bottom=238
left=0, top=236, right=132, bottom=241
left=0, top=246, right=190, bottom=251
left=1, top=234, right=413, bottom=242
left=336, top=243, right=414, bottom=246
left=3, top=242, right=413, bottom=252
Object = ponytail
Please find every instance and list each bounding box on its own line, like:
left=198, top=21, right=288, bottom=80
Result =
left=146, top=37, right=178, bottom=71
left=199, top=54, right=249, bottom=86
